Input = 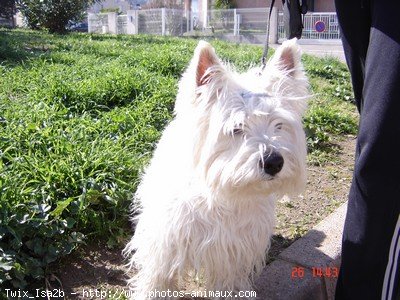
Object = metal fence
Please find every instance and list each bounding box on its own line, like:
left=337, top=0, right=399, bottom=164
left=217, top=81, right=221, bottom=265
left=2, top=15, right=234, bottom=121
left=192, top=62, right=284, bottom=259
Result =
left=117, top=14, right=128, bottom=34
left=89, top=9, right=187, bottom=36
left=137, top=8, right=185, bottom=35
left=236, top=8, right=273, bottom=35
left=137, top=9, right=163, bottom=35
left=88, top=8, right=340, bottom=43
left=88, top=13, right=109, bottom=34
left=207, top=8, right=277, bottom=44
left=302, top=12, right=340, bottom=39
left=0, top=17, right=13, bottom=27
left=278, top=12, right=340, bottom=41
left=207, top=9, right=236, bottom=35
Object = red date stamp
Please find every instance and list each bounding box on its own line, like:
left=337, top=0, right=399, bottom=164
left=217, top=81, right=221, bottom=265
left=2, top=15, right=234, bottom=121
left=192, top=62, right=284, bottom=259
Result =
left=291, top=266, right=339, bottom=279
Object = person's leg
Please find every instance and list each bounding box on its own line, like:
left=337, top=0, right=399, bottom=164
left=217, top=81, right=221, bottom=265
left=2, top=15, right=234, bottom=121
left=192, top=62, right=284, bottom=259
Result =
left=335, top=0, right=400, bottom=299
left=283, top=0, right=302, bottom=39
left=334, top=0, right=371, bottom=112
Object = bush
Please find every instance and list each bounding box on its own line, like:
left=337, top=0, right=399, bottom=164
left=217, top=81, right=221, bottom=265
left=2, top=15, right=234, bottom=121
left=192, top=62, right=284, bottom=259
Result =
left=0, top=0, right=16, bottom=23
left=213, top=0, right=236, bottom=9
left=17, top=0, right=98, bottom=33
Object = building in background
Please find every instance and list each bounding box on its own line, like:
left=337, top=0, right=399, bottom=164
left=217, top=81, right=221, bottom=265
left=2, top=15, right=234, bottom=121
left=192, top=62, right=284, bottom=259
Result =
left=89, top=0, right=334, bottom=14
left=88, top=0, right=148, bottom=13
left=183, top=0, right=335, bottom=12
left=180, top=0, right=334, bottom=29
left=88, top=0, right=335, bottom=31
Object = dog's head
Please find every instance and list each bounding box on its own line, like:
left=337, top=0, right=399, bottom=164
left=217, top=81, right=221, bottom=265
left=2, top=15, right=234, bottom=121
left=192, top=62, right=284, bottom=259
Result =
left=175, top=40, right=309, bottom=198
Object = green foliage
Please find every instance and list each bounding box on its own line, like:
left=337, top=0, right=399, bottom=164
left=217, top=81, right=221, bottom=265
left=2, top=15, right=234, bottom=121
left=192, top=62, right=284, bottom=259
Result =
left=0, top=0, right=16, bottom=21
left=142, top=0, right=184, bottom=9
left=213, top=0, right=236, bottom=9
left=0, top=30, right=190, bottom=291
left=17, top=0, right=97, bottom=33
left=302, top=55, right=358, bottom=163
left=0, top=29, right=357, bottom=291
left=304, top=55, right=353, bottom=103
left=100, top=8, right=121, bottom=14
left=304, top=106, right=357, bottom=151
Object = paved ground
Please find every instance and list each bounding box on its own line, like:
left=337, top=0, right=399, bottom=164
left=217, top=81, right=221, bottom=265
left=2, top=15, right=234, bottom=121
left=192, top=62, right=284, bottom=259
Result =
left=271, top=41, right=346, bottom=63
left=255, top=203, right=348, bottom=300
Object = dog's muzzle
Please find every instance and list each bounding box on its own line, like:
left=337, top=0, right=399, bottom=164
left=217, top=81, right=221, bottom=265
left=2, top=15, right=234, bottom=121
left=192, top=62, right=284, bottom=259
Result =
left=260, top=151, right=284, bottom=176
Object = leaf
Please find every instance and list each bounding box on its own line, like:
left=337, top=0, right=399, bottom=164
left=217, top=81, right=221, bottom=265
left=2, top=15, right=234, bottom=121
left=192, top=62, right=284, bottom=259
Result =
left=33, top=241, right=44, bottom=256
left=0, top=261, right=14, bottom=271
left=30, top=266, right=44, bottom=279
left=26, top=123, right=38, bottom=131
left=69, top=232, right=85, bottom=244
left=32, top=203, right=51, bottom=215
left=65, top=217, right=76, bottom=229
left=51, top=198, right=74, bottom=217
left=86, top=189, right=103, bottom=205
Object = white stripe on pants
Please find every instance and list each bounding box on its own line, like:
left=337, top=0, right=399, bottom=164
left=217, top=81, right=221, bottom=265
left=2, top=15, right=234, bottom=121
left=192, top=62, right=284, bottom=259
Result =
left=382, top=214, right=400, bottom=300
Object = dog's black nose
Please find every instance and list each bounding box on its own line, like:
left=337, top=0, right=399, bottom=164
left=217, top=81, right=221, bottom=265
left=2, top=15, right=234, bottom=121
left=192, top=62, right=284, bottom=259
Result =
left=262, top=152, right=284, bottom=176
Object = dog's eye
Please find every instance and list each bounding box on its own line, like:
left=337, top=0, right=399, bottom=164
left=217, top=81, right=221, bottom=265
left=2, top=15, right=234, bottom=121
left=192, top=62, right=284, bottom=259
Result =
left=275, top=123, right=283, bottom=130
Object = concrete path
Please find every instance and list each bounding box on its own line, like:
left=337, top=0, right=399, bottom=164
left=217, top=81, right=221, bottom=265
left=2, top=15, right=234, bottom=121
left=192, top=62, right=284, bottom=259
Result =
left=254, top=202, right=347, bottom=300
left=271, top=41, right=346, bottom=63
left=298, top=43, right=346, bottom=63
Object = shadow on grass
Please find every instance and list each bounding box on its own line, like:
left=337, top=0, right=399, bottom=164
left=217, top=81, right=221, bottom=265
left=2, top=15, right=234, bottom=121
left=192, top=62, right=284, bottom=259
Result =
left=0, top=29, right=54, bottom=65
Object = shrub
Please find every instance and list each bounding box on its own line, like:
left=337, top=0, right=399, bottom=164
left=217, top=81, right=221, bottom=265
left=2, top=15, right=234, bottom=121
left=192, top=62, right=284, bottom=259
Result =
left=0, top=0, right=16, bottom=24
left=17, top=0, right=98, bottom=33
left=213, top=0, right=236, bottom=9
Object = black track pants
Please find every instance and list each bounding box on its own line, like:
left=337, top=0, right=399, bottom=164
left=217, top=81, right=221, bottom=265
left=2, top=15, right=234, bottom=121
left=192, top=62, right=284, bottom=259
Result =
left=334, top=1, right=400, bottom=300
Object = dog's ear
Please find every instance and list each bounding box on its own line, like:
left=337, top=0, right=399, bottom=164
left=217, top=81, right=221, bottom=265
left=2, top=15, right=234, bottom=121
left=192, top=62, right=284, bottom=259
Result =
left=175, top=41, right=224, bottom=116
left=192, top=41, right=222, bottom=86
left=270, top=38, right=302, bottom=77
left=266, top=38, right=309, bottom=116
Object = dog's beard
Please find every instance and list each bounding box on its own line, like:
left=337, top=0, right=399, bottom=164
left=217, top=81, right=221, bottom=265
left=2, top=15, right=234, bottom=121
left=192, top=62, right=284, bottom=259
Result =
left=191, top=93, right=307, bottom=198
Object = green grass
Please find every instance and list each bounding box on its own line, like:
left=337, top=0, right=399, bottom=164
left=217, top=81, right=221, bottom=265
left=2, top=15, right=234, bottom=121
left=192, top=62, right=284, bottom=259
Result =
left=302, top=54, right=358, bottom=164
left=0, top=29, right=357, bottom=291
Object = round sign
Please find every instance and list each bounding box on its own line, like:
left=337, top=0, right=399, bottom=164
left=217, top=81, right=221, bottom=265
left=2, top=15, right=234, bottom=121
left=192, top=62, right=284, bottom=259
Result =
left=315, top=21, right=326, bottom=33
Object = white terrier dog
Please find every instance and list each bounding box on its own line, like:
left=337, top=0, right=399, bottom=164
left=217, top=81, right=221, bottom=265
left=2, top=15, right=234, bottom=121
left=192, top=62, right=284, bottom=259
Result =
left=124, top=39, right=309, bottom=299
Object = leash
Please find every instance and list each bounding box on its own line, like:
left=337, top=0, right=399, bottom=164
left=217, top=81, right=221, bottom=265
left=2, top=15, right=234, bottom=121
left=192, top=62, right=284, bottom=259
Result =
left=261, top=0, right=276, bottom=70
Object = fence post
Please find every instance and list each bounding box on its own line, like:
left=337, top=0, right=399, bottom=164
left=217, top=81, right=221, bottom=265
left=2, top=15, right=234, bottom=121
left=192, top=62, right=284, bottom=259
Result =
left=269, top=7, right=278, bottom=44
left=180, top=10, right=184, bottom=35
left=186, top=10, right=190, bottom=32
left=161, top=8, right=166, bottom=36
left=107, top=12, right=117, bottom=34
left=191, top=12, right=195, bottom=31
left=233, top=9, right=237, bottom=36
left=88, top=13, right=93, bottom=33
left=15, top=12, right=24, bottom=27
left=127, top=10, right=138, bottom=34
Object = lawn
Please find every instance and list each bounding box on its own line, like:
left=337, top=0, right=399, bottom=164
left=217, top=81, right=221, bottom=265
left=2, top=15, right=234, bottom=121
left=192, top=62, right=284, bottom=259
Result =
left=0, top=29, right=357, bottom=293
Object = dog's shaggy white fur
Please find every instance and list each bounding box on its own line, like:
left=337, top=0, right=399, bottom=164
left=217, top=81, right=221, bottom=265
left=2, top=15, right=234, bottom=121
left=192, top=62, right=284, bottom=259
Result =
left=124, top=39, right=309, bottom=299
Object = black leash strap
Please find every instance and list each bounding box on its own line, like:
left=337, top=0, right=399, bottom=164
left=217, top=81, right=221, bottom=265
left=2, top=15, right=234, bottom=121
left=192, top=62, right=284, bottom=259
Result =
left=261, top=0, right=276, bottom=70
